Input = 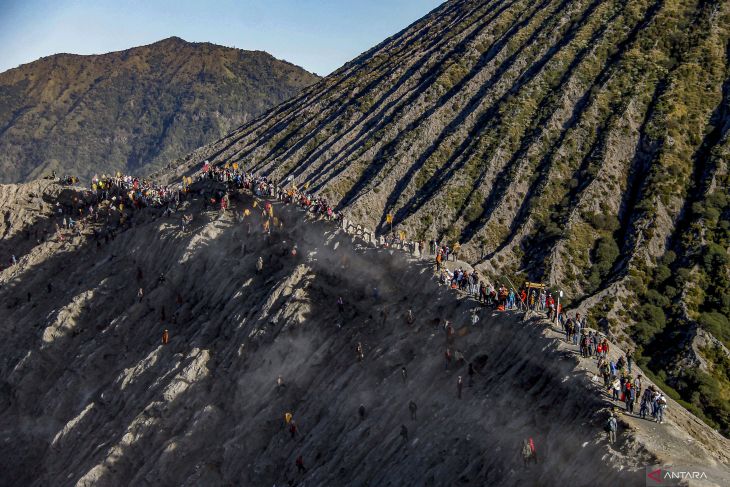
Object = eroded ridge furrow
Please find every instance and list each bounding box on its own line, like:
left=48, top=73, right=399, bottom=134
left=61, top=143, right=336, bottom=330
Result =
left=386, top=0, right=616, bottom=234
left=451, top=0, right=636, bottom=236
left=277, top=0, right=524, bottom=183
left=608, top=0, right=723, bottom=272
left=199, top=2, right=459, bottom=167
left=407, top=0, right=633, bottom=241
left=273, top=0, right=518, bottom=186
left=218, top=1, right=477, bottom=171
left=271, top=0, right=543, bottom=196
left=331, top=0, right=565, bottom=211
left=466, top=0, right=680, bottom=264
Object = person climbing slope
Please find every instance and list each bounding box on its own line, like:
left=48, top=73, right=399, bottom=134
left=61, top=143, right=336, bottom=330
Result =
left=295, top=455, right=307, bottom=473
left=521, top=438, right=537, bottom=465
left=337, top=296, right=344, bottom=314
left=405, top=308, right=415, bottom=326
left=289, top=420, right=298, bottom=439
left=409, top=401, right=417, bottom=420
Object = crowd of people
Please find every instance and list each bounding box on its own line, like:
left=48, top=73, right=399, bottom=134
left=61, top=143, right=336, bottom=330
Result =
left=197, top=161, right=343, bottom=224
left=436, top=265, right=565, bottom=318
left=2, top=170, right=191, bottom=272
left=430, top=240, right=670, bottom=449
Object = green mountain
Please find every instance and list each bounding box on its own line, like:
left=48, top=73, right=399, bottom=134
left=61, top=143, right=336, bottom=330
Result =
left=0, top=37, right=319, bottom=182
left=176, top=0, right=730, bottom=434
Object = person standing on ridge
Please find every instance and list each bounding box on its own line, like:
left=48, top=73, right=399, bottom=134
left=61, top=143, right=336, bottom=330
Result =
left=605, top=412, right=618, bottom=444
left=640, top=387, right=653, bottom=419
left=655, top=393, right=667, bottom=424
left=625, top=379, right=636, bottom=414
left=457, top=376, right=463, bottom=399
left=626, top=351, right=634, bottom=374
left=162, top=329, right=169, bottom=345
left=635, top=375, right=643, bottom=405
left=612, top=378, right=621, bottom=401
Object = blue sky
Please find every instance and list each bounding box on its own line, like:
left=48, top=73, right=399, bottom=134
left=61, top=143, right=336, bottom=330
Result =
left=0, top=0, right=444, bottom=75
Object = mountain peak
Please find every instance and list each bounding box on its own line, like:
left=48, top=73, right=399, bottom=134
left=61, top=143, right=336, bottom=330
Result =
left=154, top=36, right=189, bottom=46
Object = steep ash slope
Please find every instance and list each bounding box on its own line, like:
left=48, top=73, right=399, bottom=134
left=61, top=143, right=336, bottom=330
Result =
left=1, top=181, right=728, bottom=486
left=165, top=0, right=730, bottom=435
left=0, top=37, right=319, bottom=183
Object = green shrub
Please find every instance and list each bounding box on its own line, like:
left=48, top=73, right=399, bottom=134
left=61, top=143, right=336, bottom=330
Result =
left=593, top=236, right=619, bottom=276
left=699, top=312, right=730, bottom=344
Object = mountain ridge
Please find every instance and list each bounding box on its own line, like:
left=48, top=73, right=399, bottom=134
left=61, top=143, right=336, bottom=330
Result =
left=0, top=37, right=320, bottom=183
